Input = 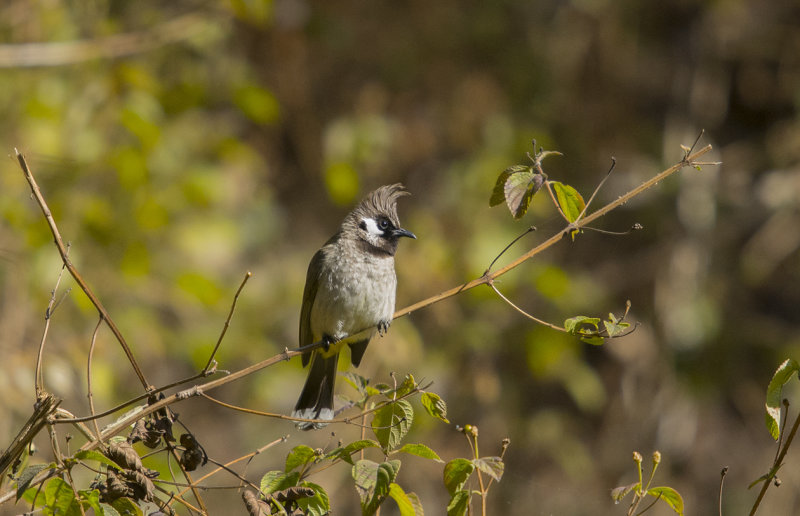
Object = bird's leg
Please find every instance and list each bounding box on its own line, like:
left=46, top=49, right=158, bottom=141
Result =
left=321, top=335, right=338, bottom=352
left=377, top=320, right=391, bottom=336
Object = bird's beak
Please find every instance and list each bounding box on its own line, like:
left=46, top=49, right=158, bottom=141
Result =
left=393, top=227, right=417, bottom=239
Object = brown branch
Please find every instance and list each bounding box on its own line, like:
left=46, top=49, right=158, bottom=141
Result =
left=393, top=145, right=714, bottom=320
left=15, top=149, right=151, bottom=391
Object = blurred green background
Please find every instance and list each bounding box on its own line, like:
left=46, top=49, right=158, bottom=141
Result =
left=2, top=0, right=800, bottom=514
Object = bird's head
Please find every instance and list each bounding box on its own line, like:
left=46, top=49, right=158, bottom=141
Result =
left=346, top=183, right=416, bottom=255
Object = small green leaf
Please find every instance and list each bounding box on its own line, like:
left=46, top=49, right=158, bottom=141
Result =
left=15, top=463, right=51, bottom=501
left=489, top=166, right=528, bottom=207
left=443, top=458, right=474, bottom=496
left=611, top=482, right=638, bottom=502
left=490, top=165, right=545, bottom=219
left=326, top=439, right=380, bottom=465
left=446, top=490, right=470, bottom=516
left=260, top=470, right=299, bottom=494
left=78, top=489, right=103, bottom=515
left=342, top=371, right=371, bottom=395
left=372, top=400, right=413, bottom=452
left=297, top=481, right=330, bottom=516
left=394, top=374, right=417, bottom=397
left=564, top=316, right=600, bottom=335
left=110, top=497, right=144, bottom=516
left=766, top=359, right=800, bottom=440
left=550, top=181, right=586, bottom=223
left=647, top=486, right=684, bottom=515
left=473, top=456, right=504, bottom=482
left=285, top=445, right=317, bottom=473
left=581, top=335, right=605, bottom=346
left=420, top=392, right=449, bottom=423
left=603, top=313, right=630, bottom=337
left=388, top=483, right=418, bottom=516
left=396, top=443, right=443, bottom=462
left=73, top=450, right=120, bottom=470
left=99, top=502, right=123, bottom=516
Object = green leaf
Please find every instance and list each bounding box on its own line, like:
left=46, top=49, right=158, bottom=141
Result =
left=396, top=443, right=443, bottom=462
left=16, top=463, right=51, bottom=501
left=260, top=470, right=300, bottom=494
left=110, top=497, right=144, bottom=516
left=564, top=316, right=600, bottom=335
left=285, top=445, right=317, bottom=473
left=472, top=456, right=504, bottom=482
left=420, top=392, right=449, bottom=424
left=78, top=489, right=103, bottom=515
left=407, top=491, right=424, bottom=516
left=73, top=450, right=120, bottom=470
left=45, top=477, right=80, bottom=515
left=388, top=483, right=418, bottom=516
left=342, top=371, right=371, bottom=395
left=372, top=400, right=413, bottom=452
left=297, top=481, right=330, bottom=516
left=99, top=502, right=122, bottom=516
left=610, top=482, right=638, bottom=503
left=490, top=165, right=545, bottom=219
left=352, top=460, right=401, bottom=515
left=326, top=439, right=380, bottom=465
left=603, top=313, right=630, bottom=337
left=394, top=374, right=417, bottom=397
left=647, top=486, right=684, bottom=515
left=443, top=458, right=474, bottom=496
left=446, top=490, right=470, bottom=516
left=766, top=358, right=800, bottom=440
left=550, top=181, right=586, bottom=223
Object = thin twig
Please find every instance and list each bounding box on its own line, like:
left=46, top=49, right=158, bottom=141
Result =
left=16, top=149, right=151, bottom=391
left=487, top=281, right=565, bottom=331
left=485, top=226, right=536, bottom=274
left=750, top=409, right=800, bottom=515
left=392, top=144, right=715, bottom=320
left=35, top=246, right=70, bottom=398
left=576, top=157, right=616, bottom=222
left=719, top=467, right=728, bottom=516
left=86, top=316, right=104, bottom=442
left=203, top=271, right=251, bottom=373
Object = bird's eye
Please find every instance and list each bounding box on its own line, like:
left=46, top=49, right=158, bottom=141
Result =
left=379, top=218, right=390, bottom=230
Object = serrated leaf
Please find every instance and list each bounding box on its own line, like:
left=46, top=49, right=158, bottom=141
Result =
left=285, top=445, right=317, bottom=473
left=766, top=358, right=800, bottom=440
left=326, top=439, right=380, bottom=465
left=45, top=477, right=80, bottom=515
left=394, top=374, right=417, bottom=397
left=611, top=482, right=638, bottom=502
left=260, top=470, right=299, bottom=494
left=603, top=318, right=630, bottom=337
left=446, top=490, right=470, bottom=516
left=297, top=481, right=330, bottom=516
left=490, top=166, right=528, bottom=207
left=420, top=392, right=449, bottom=423
left=473, top=456, right=504, bottom=482
left=389, top=483, right=418, bottom=516
left=397, top=443, right=443, bottom=462
left=647, top=486, right=684, bottom=515
left=353, top=460, right=400, bottom=515
left=372, top=400, right=413, bottom=452
left=551, top=181, right=586, bottom=223
left=15, top=463, right=51, bottom=501
left=443, top=458, right=474, bottom=496
left=110, top=497, right=143, bottom=516
left=407, top=491, right=424, bottom=516
left=73, top=450, right=120, bottom=470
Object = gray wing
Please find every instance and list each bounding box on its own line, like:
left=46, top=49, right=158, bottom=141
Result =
left=299, top=247, right=325, bottom=367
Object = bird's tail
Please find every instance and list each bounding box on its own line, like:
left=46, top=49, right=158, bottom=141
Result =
left=292, top=352, right=339, bottom=430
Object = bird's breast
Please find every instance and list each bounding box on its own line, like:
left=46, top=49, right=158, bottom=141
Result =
left=309, top=248, right=397, bottom=342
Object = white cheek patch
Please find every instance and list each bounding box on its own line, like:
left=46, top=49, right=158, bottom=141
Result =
left=361, top=217, right=384, bottom=237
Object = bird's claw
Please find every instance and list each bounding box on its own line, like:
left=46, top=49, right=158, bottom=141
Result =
left=377, top=320, right=391, bottom=336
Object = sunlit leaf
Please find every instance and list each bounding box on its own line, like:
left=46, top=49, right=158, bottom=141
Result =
left=397, top=443, right=443, bottom=462
left=765, top=358, right=800, bottom=440
left=420, top=392, right=449, bottom=423
left=388, top=483, right=419, bottom=516
left=110, top=497, right=143, bottom=516
left=611, top=482, right=639, bottom=503
left=647, top=486, right=684, bottom=515
left=285, top=445, right=317, bottom=473
left=15, top=463, right=52, bottom=501
left=260, top=470, right=299, bottom=494
left=490, top=165, right=545, bottom=219
left=326, top=439, right=380, bottom=465
left=446, top=490, right=470, bottom=516
left=353, top=459, right=400, bottom=515
left=550, top=181, right=586, bottom=223
left=372, top=400, right=413, bottom=452
left=297, top=481, right=330, bottom=516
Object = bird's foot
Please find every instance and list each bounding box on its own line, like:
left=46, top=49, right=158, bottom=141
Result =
left=377, top=320, right=391, bottom=336
left=322, top=335, right=338, bottom=352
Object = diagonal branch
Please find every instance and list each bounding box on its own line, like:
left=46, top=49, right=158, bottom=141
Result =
left=15, top=149, right=152, bottom=391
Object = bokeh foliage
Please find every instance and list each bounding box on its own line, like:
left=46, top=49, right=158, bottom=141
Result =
left=2, top=0, right=800, bottom=514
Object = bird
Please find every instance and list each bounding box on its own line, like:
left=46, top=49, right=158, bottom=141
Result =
left=292, top=184, right=416, bottom=430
